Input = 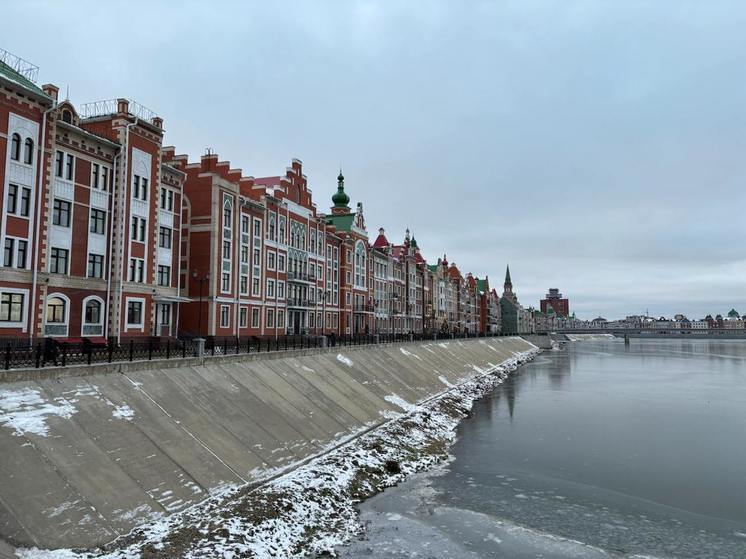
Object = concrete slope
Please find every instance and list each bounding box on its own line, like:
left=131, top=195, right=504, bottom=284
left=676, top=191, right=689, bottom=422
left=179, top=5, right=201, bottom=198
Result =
left=0, top=336, right=535, bottom=550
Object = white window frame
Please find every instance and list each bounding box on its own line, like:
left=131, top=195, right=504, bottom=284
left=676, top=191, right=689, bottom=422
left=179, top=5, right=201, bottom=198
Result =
left=125, top=297, right=146, bottom=331
left=81, top=295, right=105, bottom=336
left=0, top=287, right=28, bottom=330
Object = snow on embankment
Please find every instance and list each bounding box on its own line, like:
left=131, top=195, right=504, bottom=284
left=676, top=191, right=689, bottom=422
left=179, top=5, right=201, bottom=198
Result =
left=17, top=346, right=538, bottom=559
left=2, top=336, right=536, bottom=554
left=565, top=333, right=617, bottom=342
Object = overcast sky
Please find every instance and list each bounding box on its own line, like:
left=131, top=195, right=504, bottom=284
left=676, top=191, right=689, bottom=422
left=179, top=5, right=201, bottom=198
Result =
left=6, top=1, right=745, bottom=319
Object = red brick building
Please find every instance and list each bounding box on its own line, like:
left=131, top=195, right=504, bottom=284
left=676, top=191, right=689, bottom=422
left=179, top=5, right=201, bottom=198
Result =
left=540, top=288, right=569, bottom=317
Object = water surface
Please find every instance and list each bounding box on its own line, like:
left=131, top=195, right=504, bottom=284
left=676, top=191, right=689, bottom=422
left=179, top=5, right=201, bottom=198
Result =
left=338, top=339, right=746, bottom=558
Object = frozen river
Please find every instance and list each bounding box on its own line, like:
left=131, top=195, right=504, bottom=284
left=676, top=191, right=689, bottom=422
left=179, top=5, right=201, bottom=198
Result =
left=337, top=338, right=746, bottom=558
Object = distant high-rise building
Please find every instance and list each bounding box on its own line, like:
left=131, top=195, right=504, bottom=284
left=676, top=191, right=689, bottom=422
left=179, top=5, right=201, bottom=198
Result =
left=540, top=288, right=569, bottom=317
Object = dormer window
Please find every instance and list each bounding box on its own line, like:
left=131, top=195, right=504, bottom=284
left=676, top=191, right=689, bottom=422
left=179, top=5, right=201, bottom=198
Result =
left=62, top=109, right=72, bottom=124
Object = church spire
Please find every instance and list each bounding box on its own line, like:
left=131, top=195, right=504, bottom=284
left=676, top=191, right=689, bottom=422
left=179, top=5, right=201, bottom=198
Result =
left=504, top=264, right=512, bottom=290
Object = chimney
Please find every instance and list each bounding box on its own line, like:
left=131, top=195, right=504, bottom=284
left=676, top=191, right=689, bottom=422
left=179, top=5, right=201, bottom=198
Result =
left=41, top=84, right=59, bottom=101
left=117, top=98, right=129, bottom=115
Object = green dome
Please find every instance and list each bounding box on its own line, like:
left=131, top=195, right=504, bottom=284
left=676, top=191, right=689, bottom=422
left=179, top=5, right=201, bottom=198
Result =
left=410, top=236, right=418, bottom=248
left=332, top=172, right=349, bottom=207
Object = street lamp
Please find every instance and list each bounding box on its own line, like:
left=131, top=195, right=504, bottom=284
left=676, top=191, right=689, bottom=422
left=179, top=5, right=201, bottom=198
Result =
left=192, top=270, right=210, bottom=337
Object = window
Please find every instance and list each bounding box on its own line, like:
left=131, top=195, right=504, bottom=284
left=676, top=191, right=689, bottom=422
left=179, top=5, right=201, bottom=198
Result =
left=84, top=299, right=102, bottom=325
left=65, top=154, right=74, bottom=180
left=253, top=219, right=261, bottom=237
left=0, top=292, right=23, bottom=322
left=223, top=240, right=231, bottom=260
left=242, top=215, right=249, bottom=233
left=6, top=184, right=29, bottom=217
left=160, top=304, right=171, bottom=326
left=278, top=254, right=285, bottom=272
left=277, top=310, right=285, bottom=329
left=10, top=134, right=20, bottom=161
left=239, top=307, right=248, bottom=328
left=279, top=217, right=286, bottom=243
left=49, top=248, right=69, bottom=274
left=133, top=175, right=148, bottom=200
left=160, top=188, right=174, bottom=211
left=253, top=248, right=260, bottom=266
left=277, top=281, right=285, bottom=299
left=158, top=265, right=171, bottom=286
left=241, top=246, right=249, bottom=264
left=90, top=164, right=108, bottom=190
left=267, top=279, right=275, bottom=298
left=127, top=300, right=143, bottom=326
left=128, top=258, right=144, bottom=282
left=240, top=275, right=248, bottom=294
left=52, top=199, right=71, bottom=227
left=220, top=305, right=230, bottom=328
left=268, top=214, right=276, bottom=241
left=222, top=273, right=230, bottom=291
left=252, top=277, right=260, bottom=296
left=159, top=226, right=172, bottom=248
left=251, top=308, right=260, bottom=328
left=131, top=217, right=146, bottom=242
left=90, top=209, right=106, bottom=234
left=46, top=296, right=66, bottom=323
left=55, top=150, right=63, bottom=177
left=223, top=199, right=232, bottom=226
left=88, top=253, right=104, bottom=278
left=267, top=252, right=275, bottom=270
left=3, top=238, right=13, bottom=267
left=16, top=240, right=27, bottom=268
left=23, top=138, right=33, bottom=165
left=266, top=308, right=275, bottom=328
left=91, top=163, right=100, bottom=189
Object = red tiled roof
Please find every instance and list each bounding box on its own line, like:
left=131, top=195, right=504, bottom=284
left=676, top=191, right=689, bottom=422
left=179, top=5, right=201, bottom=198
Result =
left=372, top=233, right=389, bottom=248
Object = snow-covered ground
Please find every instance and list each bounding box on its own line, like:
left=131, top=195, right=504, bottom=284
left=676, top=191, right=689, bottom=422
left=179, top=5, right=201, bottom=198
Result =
left=565, top=333, right=617, bottom=342
left=17, top=348, right=538, bottom=559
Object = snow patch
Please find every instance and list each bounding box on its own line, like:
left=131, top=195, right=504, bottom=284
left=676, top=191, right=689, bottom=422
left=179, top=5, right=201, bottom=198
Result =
left=112, top=404, right=134, bottom=421
left=0, top=388, right=77, bottom=437
left=399, top=347, right=422, bottom=360
left=438, top=375, right=455, bottom=388
left=384, top=394, right=419, bottom=413
left=337, top=354, right=353, bottom=367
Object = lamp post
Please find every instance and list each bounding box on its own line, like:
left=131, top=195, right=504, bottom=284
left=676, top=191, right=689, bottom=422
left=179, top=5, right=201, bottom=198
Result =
left=322, top=290, right=328, bottom=336
left=192, top=270, right=210, bottom=337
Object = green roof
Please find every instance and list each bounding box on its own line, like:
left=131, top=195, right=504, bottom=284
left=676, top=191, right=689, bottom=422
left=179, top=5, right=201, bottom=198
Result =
left=326, top=213, right=355, bottom=232
left=427, top=264, right=438, bottom=273
left=0, top=60, right=50, bottom=100
left=476, top=278, right=487, bottom=293
left=727, top=308, right=740, bottom=318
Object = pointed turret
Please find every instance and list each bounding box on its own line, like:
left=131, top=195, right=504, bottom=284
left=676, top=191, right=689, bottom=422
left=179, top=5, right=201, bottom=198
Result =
left=504, top=264, right=512, bottom=290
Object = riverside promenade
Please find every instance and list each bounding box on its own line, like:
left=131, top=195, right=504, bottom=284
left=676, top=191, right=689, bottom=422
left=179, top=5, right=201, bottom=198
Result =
left=0, top=336, right=536, bottom=552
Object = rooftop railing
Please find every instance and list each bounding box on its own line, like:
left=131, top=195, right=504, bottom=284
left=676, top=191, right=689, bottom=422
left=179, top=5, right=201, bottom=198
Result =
left=79, top=99, right=159, bottom=123
left=0, top=47, right=39, bottom=83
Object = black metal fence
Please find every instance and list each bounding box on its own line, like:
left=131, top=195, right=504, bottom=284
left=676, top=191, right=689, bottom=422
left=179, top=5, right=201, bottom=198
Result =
left=0, top=331, right=507, bottom=371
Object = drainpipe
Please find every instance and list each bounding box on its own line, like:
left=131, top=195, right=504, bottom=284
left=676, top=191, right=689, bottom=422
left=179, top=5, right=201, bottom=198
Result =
left=29, top=104, right=56, bottom=341
left=116, top=118, right=139, bottom=343
left=104, top=154, right=120, bottom=339
left=175, top=191, right=183, bottom=338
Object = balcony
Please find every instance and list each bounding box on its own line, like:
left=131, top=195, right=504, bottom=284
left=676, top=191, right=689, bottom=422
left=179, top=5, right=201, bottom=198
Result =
left=354, top=304, right=374, bottom=313
left=287, top=297, right=311, bottom=308
left=287, top=271, right=316, bottom=283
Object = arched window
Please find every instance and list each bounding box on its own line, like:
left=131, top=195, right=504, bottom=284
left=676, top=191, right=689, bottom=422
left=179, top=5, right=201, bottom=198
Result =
left=46, top=296, right=66, bottom=323
left=10, top=133, right=21, bottom=161
left=223, top=198, right=232, bottom=227
left=82, top=297, right=104, bottom=335
left=23, top=138, right=34, bottom=165
left=62, top=110, right=72, bottom=124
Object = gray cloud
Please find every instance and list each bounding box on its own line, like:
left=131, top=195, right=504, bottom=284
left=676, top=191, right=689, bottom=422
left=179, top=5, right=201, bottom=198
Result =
left=5, top=0, right=745, bottom=319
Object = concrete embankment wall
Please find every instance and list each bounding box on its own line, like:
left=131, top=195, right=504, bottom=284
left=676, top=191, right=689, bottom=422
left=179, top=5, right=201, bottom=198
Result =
left=0, top=336, right=535, bottom=551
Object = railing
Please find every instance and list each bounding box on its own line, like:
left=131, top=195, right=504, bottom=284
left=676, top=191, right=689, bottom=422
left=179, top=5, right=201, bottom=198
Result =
left=79, top=98, right=159, bottom=123
left=0, top=48, right=39, bottom=83
left=287, top=271, right=316, bottom=282
left=287, top=297, right=311, bottom=307
left=0, top=331, right=509, bottom=372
